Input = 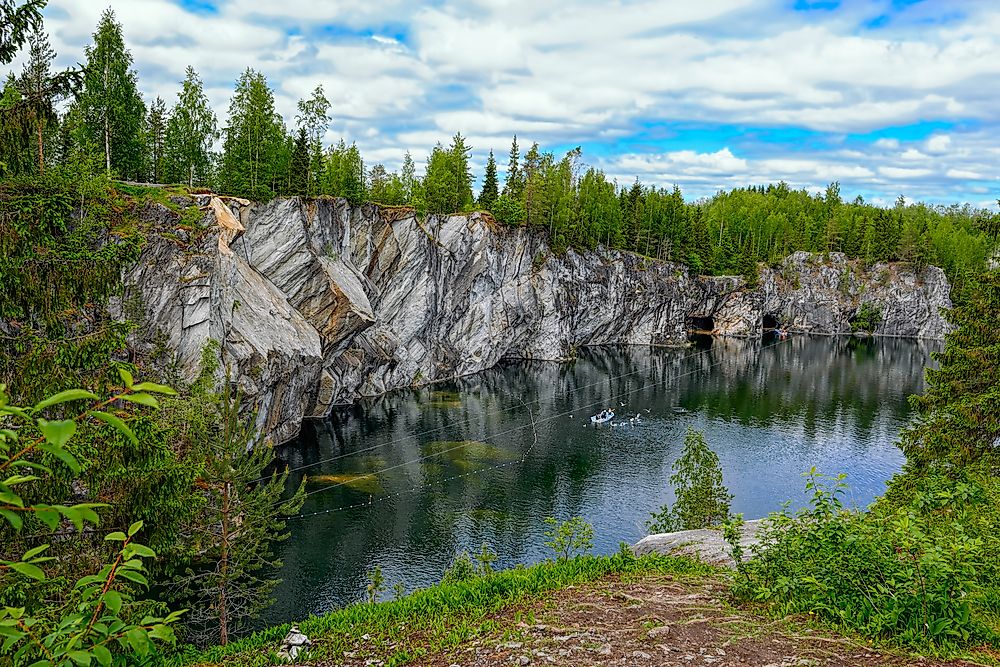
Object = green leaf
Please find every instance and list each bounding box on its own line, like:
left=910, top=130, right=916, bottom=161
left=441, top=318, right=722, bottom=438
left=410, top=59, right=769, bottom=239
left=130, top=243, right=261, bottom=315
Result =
left=92, top=645, right=112, bottom=667
left=37, top=444, right=80, bottom=474
left=89, top=411, right=138, bottom=446
left=103, top=590, right=122, bottom=615
left=32, top=390, right=98, bottom=413
left=115, top=570, right=147, bottom=587
left=8, top=561, right=45, bottom=581
left=3, top=474, right=39, bottom=486
left=127, top=521, right=143, bottom=537
left=21, top=545, right=49, bottom=560
left=130, top=382, right=177, bottom=396
left=129, top=544, right=155, bottom=559
left=148, top=624, right=175, bottom=642
left=0, top=490, right=24, bottom=507
left=118, top=367, right=134, bottom=389
left=37, top=419, right=77, bottom=449
left=125, top=627, right=149, bottom=656
left=1, top=508, right=25, bottom=530
left=104, top=532, right=127, bottom=542
left=67, top=650, right=92, bottom=666
left=119, top=393, right=159, bottom=409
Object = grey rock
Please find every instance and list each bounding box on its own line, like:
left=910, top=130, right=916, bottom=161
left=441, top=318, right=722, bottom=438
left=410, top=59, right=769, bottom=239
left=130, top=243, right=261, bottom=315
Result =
left=126, top=198, right=954, bottom=444
left=632, top=520, right=764, bottom=567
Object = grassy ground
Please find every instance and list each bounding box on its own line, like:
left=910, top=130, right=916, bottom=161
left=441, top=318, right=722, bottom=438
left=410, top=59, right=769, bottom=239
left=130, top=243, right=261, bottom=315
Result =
left=165, top=549, right=998, bottom=667
left=166, top=549, right=715, bottom=666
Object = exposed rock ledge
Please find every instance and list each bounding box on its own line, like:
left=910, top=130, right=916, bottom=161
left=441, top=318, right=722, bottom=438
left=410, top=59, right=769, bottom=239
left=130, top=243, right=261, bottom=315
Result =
left=125, top=196, right=952, bottom=444
left=633, top=520, right=765, bottom=567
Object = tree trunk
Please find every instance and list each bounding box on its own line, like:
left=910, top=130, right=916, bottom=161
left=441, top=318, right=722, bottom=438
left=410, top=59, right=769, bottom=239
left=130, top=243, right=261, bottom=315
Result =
left=36, top=115, right=44, bottom=175
left=218, top=481, right=231, bottom=646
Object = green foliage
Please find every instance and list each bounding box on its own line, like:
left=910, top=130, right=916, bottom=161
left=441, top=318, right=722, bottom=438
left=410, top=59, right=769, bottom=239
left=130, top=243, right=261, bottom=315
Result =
left=0, top=0, right=45, bottom=66
left=898, top=269, right=1000, bottom=470
left=0, top=381, right=182, bottom=665
left=422, top=133, right=473, bottom=214
left=166, top=380, right=305, bottom=647
left=162, top=67, right=217, bottom=188
left=543, top=516, right=594, bottom=561
left=851, top=301, right=882, bottom=334
left=733, top=470, right=987, bottom=650
left=77, top=9, right=146, bottom=179
left=647, top=428, right=732, bottom=533
left=721, top=513, right=745, bottom=573
left=218, top=68, right=285, bottom=200
left=477, top=150, right=498, bottom=211
left=441, top=552, right=478, bottom=585
left=366, top=565, right=385, bottom=603
left=320, top=139, right=364, bottom=204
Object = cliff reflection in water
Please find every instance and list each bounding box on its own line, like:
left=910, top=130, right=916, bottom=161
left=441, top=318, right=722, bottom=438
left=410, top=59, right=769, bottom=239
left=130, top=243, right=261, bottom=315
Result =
left=267, top=335, right=936, bottom=624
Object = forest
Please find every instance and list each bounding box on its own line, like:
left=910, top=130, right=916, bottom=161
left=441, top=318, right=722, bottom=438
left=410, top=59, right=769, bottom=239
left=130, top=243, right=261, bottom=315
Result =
left=2, top=9, right=997, bottom=287
left=2, top=3, right=1000, bottom=666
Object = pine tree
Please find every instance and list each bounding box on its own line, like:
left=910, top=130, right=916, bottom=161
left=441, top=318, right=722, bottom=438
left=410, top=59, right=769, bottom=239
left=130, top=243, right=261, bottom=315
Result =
left=163, top=67, right=217, bottom=187
left=170, top=384, right=304, bottom=647
left=478, top=149, right=498, bottom=211
left=218, top=68, right=284, bottom=199
left=146, top=96, right=166, bottom=182
left=449, top=132, right=473, bottom=211
left=400, top=150, right=416, bottom=203
left=77, top=9, right=146, bottom=178
left=289, top=126, right=309, bottom=196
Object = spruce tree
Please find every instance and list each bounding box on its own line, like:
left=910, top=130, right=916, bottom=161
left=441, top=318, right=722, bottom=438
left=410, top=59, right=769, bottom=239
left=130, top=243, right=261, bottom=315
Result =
left=163, top=66, right=217, bottom=187
left=478, top=149, right=498, bottom=211
left=146, top=95, right=166, bottom=182
left=289, top=126, right=309, bottom=196
left=898, top=270, right=1000, bottom=470
left=77, top=9, right=146, bottom=179
left=218, top=68, right=284, bottom=199
left=17, top=28, right=56, bottom=174
left=400, top=150, right=416, bottom=203
left=0, top=0, right=44, bottom=64
left=503, top=134, right=521, bottom=198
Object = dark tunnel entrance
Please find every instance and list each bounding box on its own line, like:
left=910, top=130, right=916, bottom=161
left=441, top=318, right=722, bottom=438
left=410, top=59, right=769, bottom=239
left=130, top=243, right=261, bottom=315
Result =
left=762, top=313, right=780, bottom=331
left=686, top=315, right=715, bottom=333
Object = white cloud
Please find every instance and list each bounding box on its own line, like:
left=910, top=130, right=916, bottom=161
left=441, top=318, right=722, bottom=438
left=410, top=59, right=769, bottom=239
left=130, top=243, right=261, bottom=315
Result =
left=23, top=0, right=1000, bottom=203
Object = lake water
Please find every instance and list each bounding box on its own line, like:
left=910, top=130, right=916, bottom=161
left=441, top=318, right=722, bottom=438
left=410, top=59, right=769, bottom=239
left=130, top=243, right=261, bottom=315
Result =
left=265, top=334, right=937, bottom=625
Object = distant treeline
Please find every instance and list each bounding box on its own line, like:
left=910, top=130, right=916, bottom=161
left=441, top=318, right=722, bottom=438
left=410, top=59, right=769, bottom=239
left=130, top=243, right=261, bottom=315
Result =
left=2, top=9, right=997, bottom=283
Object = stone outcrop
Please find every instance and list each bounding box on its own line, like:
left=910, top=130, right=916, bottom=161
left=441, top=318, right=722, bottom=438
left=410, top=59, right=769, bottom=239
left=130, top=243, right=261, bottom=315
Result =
left=126, top=197, right=953, bottom=444
left=633, top=520, right=764, bottom=567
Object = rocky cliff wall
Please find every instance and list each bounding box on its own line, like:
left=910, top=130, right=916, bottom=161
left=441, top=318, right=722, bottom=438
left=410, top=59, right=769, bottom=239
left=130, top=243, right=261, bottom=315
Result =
left=125, top=196, right=952, bottom=444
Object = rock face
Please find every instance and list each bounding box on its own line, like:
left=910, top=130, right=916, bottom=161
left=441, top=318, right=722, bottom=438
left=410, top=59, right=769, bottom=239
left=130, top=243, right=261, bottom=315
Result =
left=127, top=197, right=953, bottom=444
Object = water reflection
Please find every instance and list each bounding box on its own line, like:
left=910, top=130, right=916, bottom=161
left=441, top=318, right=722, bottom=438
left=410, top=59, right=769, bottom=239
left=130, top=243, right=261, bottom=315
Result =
left=266, top=335, right=936, bottom=624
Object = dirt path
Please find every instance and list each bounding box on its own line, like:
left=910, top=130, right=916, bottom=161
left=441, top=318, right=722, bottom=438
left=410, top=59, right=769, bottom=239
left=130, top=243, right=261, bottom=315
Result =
left=404, top=574, right=979, bottom=667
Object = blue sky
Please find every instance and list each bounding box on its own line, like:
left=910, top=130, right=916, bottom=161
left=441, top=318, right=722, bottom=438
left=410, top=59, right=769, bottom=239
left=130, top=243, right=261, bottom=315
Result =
left=25, top=0, right=1000, bottom=207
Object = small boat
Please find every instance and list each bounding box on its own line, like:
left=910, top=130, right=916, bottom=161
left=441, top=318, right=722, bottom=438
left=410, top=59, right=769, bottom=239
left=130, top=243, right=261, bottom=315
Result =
left=590, top=409, right=615, bottom=424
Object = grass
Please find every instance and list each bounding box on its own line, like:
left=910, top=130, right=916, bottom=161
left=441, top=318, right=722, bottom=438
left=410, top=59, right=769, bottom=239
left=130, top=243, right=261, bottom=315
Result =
left=164, top=551, right=718, bottom=666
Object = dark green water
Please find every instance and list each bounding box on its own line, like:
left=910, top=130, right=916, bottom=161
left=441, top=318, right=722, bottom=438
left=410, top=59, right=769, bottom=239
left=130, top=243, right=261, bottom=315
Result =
left=266, top=335, right=936, bottom=624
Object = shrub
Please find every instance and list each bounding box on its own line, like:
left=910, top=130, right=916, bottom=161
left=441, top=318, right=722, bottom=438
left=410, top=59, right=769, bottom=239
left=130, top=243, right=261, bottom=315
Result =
left=732, top=469, right=987, bottom=650
left=543, top=517, right=594, bottom=561
left=851, top=301, right=882, bottom=334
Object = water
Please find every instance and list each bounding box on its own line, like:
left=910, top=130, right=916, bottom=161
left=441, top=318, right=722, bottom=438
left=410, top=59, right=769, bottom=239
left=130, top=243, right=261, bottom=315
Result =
left=265, top=335, right=937, bottom=624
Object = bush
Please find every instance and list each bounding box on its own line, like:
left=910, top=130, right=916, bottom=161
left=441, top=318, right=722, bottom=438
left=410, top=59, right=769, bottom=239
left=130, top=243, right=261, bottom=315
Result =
left=543, top=517, right=594, bottom=561
left=647, top=428, right=732, bottom=533
left=732, top=469, right=987, bottom=650
left=851, top=301, right=882, bottom=334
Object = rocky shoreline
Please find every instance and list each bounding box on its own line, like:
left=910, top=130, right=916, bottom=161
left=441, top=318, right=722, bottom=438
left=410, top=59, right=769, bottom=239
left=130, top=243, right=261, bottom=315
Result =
left=125, top=196, right=952, bottom=444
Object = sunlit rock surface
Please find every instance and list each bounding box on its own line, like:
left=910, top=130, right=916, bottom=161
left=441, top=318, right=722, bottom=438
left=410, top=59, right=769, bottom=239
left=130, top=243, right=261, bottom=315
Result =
left=128, top=197, right=952, bottom=443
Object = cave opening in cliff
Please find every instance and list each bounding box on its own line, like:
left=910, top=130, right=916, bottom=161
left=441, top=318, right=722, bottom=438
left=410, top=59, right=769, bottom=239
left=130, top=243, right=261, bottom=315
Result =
left=762, top=313, right=780, bottom=331
left=686, top=315, right=715, bottom=333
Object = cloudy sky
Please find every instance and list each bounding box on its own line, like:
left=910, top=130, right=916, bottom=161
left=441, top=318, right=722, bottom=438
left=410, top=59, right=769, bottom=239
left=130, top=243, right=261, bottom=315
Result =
left=25, top=0, right=1000, bottom=206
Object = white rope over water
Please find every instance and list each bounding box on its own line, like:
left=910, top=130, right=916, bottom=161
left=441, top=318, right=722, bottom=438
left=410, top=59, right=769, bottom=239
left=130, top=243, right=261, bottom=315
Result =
left=282, top=335, right=798, bottom=522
